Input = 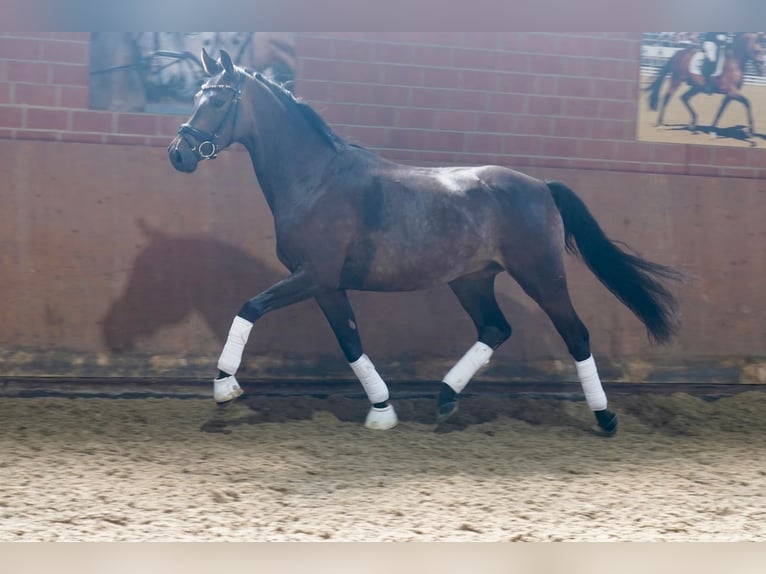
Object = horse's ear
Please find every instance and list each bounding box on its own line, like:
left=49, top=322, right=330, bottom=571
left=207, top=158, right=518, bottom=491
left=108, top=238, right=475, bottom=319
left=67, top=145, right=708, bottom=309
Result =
left=219, top=49, right=235, bottom=75
left=201, top=48, right=219, bottom=76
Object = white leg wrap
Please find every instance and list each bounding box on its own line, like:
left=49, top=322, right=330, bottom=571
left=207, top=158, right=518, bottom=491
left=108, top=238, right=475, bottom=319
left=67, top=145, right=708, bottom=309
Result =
left=217, top=316, right=254, bottom=375
left=443, top=341, right=494, bottom=394
left=575, top=355, right=608, bottom=411
left=349, top=354, right=390, bottom=404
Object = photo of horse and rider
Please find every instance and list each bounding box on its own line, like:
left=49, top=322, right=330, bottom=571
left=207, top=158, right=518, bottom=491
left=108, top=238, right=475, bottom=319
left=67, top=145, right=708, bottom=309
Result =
left=638, top=32, right=766, bottom=147
left=89, top=32, right=296, bottom=114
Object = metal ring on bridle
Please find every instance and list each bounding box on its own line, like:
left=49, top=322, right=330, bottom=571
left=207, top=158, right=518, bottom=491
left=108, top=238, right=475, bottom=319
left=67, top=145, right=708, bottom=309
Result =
left=198, top=140, right=217, bottom=158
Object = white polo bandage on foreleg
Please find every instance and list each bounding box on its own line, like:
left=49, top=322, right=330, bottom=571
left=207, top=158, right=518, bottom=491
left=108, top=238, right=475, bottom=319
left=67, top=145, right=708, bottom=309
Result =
left=575, top=355, right=607, bottom=411
left=443, top=342, right=494, bottom=394
left=349, top=354, right=389, bottom=404
left=217, top=316, right=254, bottom=375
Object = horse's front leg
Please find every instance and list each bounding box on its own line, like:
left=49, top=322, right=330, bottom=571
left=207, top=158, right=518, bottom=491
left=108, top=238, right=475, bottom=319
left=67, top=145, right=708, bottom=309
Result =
left=315, top=290, right=398, bottom=430
left=214, top=269, right=320, bottom=404
left=710, top=95, right=733, bottom=138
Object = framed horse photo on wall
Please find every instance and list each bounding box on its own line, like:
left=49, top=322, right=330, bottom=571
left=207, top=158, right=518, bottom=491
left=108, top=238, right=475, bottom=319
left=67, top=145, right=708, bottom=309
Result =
left=89, top=32, right=296, bottom=114
left=637, top=32, right=766, bottom=147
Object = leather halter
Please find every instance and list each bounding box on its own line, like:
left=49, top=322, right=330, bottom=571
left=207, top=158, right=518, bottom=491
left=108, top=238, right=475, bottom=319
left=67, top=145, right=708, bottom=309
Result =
left=176, top=75, right=243, bottom=159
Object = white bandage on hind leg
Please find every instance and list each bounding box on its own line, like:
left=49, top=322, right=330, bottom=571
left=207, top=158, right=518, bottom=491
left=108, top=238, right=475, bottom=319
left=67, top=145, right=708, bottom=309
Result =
left=349, top=354, right=390, bottom=404
left=217, top=316, right=254, bottom=375
left=575, top=355, right=608, bottom=411
left=443, top=342, right=494, bottom=394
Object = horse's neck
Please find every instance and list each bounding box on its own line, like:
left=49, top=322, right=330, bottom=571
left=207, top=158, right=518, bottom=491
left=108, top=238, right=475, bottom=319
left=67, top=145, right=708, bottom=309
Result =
left=240, top=96, right=336, bottom=218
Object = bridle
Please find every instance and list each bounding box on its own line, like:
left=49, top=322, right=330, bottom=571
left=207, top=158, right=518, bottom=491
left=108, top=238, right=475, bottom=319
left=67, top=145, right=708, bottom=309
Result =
left=176, top=73, right=244, bottom=160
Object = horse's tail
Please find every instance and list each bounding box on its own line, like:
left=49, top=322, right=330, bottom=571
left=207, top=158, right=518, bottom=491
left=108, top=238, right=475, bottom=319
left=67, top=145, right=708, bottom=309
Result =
left=645, top=56, right=674, bottom=110
left=546, top=180, right=684, bottom=344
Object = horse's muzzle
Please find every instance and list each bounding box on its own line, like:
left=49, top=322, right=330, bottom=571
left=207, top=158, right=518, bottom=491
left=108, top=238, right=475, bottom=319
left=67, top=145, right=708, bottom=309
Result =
left=168, top=137, right=199, bottom=173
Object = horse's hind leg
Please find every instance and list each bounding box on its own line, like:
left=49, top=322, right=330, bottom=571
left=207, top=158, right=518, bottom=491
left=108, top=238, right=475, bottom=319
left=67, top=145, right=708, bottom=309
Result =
left=507, top=261, right=618, bottom=436
left=315, top=290, right=397, bottom=430
left=437, top=271, right=512, bottom=422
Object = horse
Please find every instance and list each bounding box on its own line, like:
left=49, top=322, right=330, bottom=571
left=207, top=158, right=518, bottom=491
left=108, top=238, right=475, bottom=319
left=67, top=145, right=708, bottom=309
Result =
left=645, top=32, right=765, bottom=139
left=168, top=49, right=684, bottom=436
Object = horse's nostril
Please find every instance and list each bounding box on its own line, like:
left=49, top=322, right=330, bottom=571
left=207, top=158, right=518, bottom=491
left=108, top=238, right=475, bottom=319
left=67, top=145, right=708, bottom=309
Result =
left=173, top=149, right=183, bottom=165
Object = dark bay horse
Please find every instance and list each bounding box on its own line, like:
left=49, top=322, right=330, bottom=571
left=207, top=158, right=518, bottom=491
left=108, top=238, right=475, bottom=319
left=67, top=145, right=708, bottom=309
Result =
left=168, top=49, right=683, bottom=436
left=646, top=32, right=765, bottom=139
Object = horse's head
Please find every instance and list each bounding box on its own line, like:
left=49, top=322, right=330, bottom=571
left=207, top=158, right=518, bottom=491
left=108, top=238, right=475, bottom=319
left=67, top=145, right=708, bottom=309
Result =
left=168, top=49, right=246, bottom=173
left=731, top=32, right=766, bottom=73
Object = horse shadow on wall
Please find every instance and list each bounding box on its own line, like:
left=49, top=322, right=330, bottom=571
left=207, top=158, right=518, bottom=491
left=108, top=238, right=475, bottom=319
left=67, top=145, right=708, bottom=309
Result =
left=101, top=221, right=561, bottom=376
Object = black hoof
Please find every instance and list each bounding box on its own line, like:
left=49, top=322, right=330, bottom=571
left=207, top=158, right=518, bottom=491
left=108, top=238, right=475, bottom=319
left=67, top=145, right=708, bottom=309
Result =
left=436, top=382, right=458, bottom=423
left=594, top=409, right=618, bottom=437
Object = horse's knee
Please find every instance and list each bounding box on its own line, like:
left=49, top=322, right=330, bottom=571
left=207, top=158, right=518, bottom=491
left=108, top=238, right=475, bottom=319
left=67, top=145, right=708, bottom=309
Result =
left=238, top=300, right=264, bottom=323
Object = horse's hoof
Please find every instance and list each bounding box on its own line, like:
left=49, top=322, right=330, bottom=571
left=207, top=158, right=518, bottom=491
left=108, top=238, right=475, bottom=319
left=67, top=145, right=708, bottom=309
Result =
left=365, top=403, right=398, bottom=430
left=436, top=400, right=458, bottom=423
left=213, top=375, right=244, bottom=404
left=594, top=409, right=618, bottom=437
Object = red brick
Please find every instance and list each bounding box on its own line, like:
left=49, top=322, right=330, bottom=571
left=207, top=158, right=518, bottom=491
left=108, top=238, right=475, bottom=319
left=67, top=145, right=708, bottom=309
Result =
left=528, top=95, right=563, bottom=116
left=436, top=110, right=477, bottom=131
left=504, top=135, right=544, bottom=156
left=542, top=137, right=579, bottom=158
left=15, top=130, right=60, bottom=141
left=329, top=82, right=375, bottom=104
left=104, top=134, right=149, bottom=146
left=527, top=54, right=565, bottom=75
left=13, top=83, right=56, bottom=106
left=303, top=58, right=342, bottom=80
left=41, top=40, right=88, bottom=64
left=57, top=85, right=89, bottom=108
left=558, top=35, right=596, bottom=57
left=0, top=106, right=23, bottom=128
left=594, top=38, right=636, bottom=60
left=6, top=60, right=49, bottom=83
left=0, top=128, right=15, bottom=139
left=52, top=64, right=89, bottom=86
left=53, top=33, right=90, bottom=42
left=491, top=51, right=528, bottom=74
left=296, top=79, right=331, bottom=102
left=0, top=37, right=42, bottom=60
left=650, top=143, right=687, bottom=164
left=356, top=105, right=396, bottom=126
left=557, top=77, right=593, bottom=98
left=411, top=87, right=451, bottom=109
left=461, top=33, right=499, bottom=50
left=714, top=147, right=750, bottom=167
left=116, top=113, right=158, bottom=135
left=297, top=36, right=335, bottom=59
left=450, top=90, right=487, bottom=111
left=686, top=145, right=713, bottom=165
left=515, top=115, right=553, bottom=136
left=388, top=128, right=428, bottom=150
left=452, top=48, right=492, bottom=70
left=553, top=116, right=593, bottom=138
left=314, top=102, right=354, bottom=125
left=71, top=110, right=113, bottom=133
left=563, top=57, right=587, bottom=76
left=476, top=112, right=515, bottom=134
left=0, top=83, right=10, bottom=104
left=396, top=108, right=437, bottom=130
left=416, top=150, right=458, bottom=165
left=497, top=73, right=536, bottom=94
left=488, top=92, right=526, bottom=114
left=461, top=69, right=496, bottom=92
left=370, top=84, right=410, bottom=107
left=535, top=75, right=558, bottom=96
left=158, top=115, right=185, bottom=137
left=517, top=33, right=559, bottom=54
left=411, top=45, right=454, bottom=68
left=333, top=40, right=373, bottom=62
left=380, top=64, right=423, bottom=86
left=563, top=98, right=600, bottom=118
left=422, top=67, right=460, bottom=89
left=427, top=130, right=466, bottom=152
left=464, top=132, right=505, bottom=154
left=25, top=108, right=68, bottom=130
left=591, top=120, right=632, bottom=139
left=372, top=43, right=415, bottom=65
left=66, top=132, right=106, bottom=144
left=617, top=141, right=654, bottom=162
left=579, top=140, right=620, bottom=160
left=598, top=100, right=634, bottom=120
left=340, top=61, right=382, bottom=84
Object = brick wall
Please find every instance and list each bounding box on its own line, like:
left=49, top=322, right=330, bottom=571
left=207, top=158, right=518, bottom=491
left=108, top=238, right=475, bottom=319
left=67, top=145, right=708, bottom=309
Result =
left=1, top=31, right=764, bottom=178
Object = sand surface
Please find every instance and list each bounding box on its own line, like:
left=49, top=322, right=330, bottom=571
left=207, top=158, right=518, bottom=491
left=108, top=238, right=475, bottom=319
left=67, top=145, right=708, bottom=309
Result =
left=2, top=389, right=765, bottom=541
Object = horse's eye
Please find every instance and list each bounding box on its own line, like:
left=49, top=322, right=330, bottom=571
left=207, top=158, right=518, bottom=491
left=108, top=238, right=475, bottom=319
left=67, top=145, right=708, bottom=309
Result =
left=210, top=98, right=226, bottom=108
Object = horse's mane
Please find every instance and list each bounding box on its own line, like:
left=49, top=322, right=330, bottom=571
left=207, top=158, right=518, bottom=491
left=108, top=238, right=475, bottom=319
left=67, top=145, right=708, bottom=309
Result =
left=245, top=68, right=354, bottom=151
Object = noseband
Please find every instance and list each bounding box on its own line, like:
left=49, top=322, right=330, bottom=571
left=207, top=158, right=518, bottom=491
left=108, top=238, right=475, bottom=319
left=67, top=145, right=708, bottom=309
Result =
left=176, top=75, right=243, bottom=160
